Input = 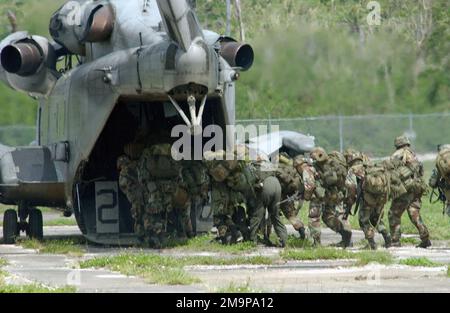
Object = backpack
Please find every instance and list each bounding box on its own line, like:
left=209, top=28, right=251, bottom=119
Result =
left=437, top=149, right=450, bottom=183
left=386, top=159, right=427, bottom=198
left=143, top=144, right=181, bottom=179
left=275, top=163, right=302, bottom=196
left=321, top=151, right=348, bottom=189
left=363, top=165, right=389, bottom=195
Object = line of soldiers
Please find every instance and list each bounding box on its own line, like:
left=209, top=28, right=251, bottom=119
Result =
left=117, top=136, right=450, bottom=250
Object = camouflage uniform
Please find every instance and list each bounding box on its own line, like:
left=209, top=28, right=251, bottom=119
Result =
left=204, top=152, right=247, bottom=244
left=344, top=150, right=391, bottom=249
left=210, top=181, right=246, bottom=244
left=311, top=147, right=352, bottom=248
left=294, top=156, right=323, bottom=245
left=388, top=136, right=431, bottom=248
left=179, top=160, right=210, bottom=238
left=429, top=144, right=450, bottom=217
left=138, top=144, right=182, bottom=248
left=117, top=155, right=145, bottom=238
left=275, top=158, right=305, bottom=239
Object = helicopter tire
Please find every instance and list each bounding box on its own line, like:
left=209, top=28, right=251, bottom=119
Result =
left=28, top=208, right=43, bottom=241
left=3, top=209, right=18, bottom=244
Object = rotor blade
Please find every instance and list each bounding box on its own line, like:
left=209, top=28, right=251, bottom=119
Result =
left=156, top=0, right=204, bottom=51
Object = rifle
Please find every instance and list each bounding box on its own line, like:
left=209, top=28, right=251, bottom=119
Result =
left=344, top=178, right=363, bottom=220
left=277, top=191, right=301, bottom=206
left=430, top=183, right=447, bottom=215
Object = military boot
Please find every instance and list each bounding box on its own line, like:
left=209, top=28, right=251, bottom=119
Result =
left=366, top=238, right=377, bottom=250
left=381, top=231, right=392, bottom=248
left=298, top=227, right=306, bottom=240
left=416, top=239, right=432, bottom=249
left=337, top=230, right=353, bottom=249
left=313, top=237, right=321, bottom=247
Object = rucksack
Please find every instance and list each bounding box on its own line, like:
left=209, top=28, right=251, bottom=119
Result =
left=363, top=165, right=389, bottom=195
left=437, top=149, right=450, bottom=182
left=143, top=144, right=181, bottom=179
left=275, top=163, right=302, bottom=196
left=321, top=151, right=348, bottom=189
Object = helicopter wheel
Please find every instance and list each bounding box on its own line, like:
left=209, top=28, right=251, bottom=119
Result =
left=3, top=209, right=19, bottom=244
left=27, top=208, right=43, bottom=241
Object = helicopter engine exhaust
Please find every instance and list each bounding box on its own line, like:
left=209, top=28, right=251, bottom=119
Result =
left=220, top=41, right=254, bottom=71
left=1, top=42, right=43, bottom=76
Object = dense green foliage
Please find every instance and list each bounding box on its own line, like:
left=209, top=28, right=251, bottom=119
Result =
left=0, top=0, right=448, bottom=125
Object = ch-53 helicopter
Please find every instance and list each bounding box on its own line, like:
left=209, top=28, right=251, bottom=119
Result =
left=0, top=0, right=254, bottom=245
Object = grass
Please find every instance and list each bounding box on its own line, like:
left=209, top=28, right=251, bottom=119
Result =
left=400, top=237, right=421, bottom=246
left=169, top=234, right=258, bottom=254
left=281, top=248, right=393, bottom=266
left=18, top=238, right=86, bottom=257
left=80, top=253, right=274, bottom=285
left=447, top=266, right=450, bottom=278
left=398, top=257, right=444, bottom=268
left=44, top=218, right=77, bottom=227
left=216, top=280, right=263, bottom=293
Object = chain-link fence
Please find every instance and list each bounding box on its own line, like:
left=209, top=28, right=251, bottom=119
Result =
left=0, top=113, right=448, bottom=157
left=238, top=112, right=450, bottom=158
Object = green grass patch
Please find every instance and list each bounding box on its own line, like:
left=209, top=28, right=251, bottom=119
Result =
left=400, top=237, right=421, bottom=246
left=170, top=235, right=258, bottom=254
left=216, top=280, right=263, bottom=293
left=354, top=251, right=394, bottom=266
left=281, top=248, right=393, bottom=266
left=447, top=266, right=450, bottom=278
left=18, top=238, right=86, bottom=256
left=0, top=258, right=7, bottom=268
left=398, top=257, right=444, bottom=268
left=44, top=218, right=77, bottom=226
left=0, top=284, right=76, bottom=293
left=281, top=247, right=354, bottom=261
left=80, top=254, right=274, bottom=286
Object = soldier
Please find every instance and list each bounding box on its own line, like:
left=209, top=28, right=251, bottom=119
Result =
left=389, top=136, right=431, bottom=248
left=117, top=155, right=145, bottom=240
left=293, top=156, right=324, bottom=246
left=138, top=143, right=182, bottom=248
left=180, top=160, right=211, bottom=238
left=429, top=144, right=450, bottom=217
left=204, top=151, right=246, bottom=244
left=275, top=154, right=306, bottom=240
left=205, top=151, right=288, bottom=247
left=310, top=147, right=353, bottom=248
left=344, top=149, right=392, bottom=249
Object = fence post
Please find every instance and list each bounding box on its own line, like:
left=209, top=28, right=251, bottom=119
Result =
left=226, top=0, right=231, bottom=36
left=339, top=115, right=344, bottom=153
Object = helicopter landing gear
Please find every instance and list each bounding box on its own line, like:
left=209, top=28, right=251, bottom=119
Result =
left=18, top=202, right=43, bottom=241
left=3, top=209, right=19, bottom=244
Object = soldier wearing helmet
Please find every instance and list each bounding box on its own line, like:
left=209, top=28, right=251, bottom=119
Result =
left=389, top=135, right=431, bottom=248
left=310, top=147, right=353, bottom=248
left=293, top=155, right=324, bottom=246
left=203, top=150, right=246, bottom=244
left=429, top=144, right=450, bottom=218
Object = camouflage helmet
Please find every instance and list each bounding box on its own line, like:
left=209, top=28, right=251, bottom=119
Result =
left=310, top=147, right=328, bottom=163
left=203, top=150, right=238, bottom=182
left=124, top=142, right=144, bottom=160
left=344, top=148, right=363, bottom=165
left=293, top=155, right=308, bottom=169
left=438, top=144, right=450, bottom=152
left=394, top=135, right=411, bottom=149
left=116, top=155, right=131, bottom=170
left=148, top=143, right=173, bottom=156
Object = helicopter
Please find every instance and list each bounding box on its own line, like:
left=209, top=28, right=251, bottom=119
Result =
left=0, top=0, right=254, bottom=245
